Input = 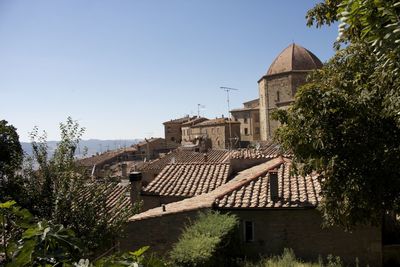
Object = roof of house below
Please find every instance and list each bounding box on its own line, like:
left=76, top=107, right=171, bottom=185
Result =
left=142, top=162, right=231, bottom=197
left=129, top=156, right=321, bottom=222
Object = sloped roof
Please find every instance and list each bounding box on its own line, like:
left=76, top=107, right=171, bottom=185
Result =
left=129, top=157, right=284, bottom=221
left=191, top=118, right=239, bottom=127
left=79, top=182, right=133, bottom=219
left=78, top=146, right=137, bottom=167
left=163, top=116, right=195, bottom=125
left=142, top=149, right=231, bottom=172
left=181, top=117, right=209, bottom=127
left=230, top=141, right=291, bottom=160
left=142, top=162, right=230, bottom=197
left=215, top=159, right=321, bottom=208
left=266, top=43, right=323, bottom=76
left=129, top=157, right=322, bottom=222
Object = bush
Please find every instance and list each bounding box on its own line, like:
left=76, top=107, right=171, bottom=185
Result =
left=241, top=249, right=346, bottom=267
left=169, top=210, right=240, bottom=267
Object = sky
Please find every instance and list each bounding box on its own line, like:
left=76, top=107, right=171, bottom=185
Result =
left=0, top=0, right=338, bottom=142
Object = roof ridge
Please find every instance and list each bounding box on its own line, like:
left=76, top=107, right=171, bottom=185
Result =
left=213, top=156, right=284, bottom=200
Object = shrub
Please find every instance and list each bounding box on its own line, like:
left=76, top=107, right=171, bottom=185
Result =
left=169, top=210, right=240, bottom=267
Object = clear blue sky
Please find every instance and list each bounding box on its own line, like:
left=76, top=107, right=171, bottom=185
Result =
left=0, top=0, right=338, bottom=142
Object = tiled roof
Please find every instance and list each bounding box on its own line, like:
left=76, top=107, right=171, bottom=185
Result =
left=78, top=146, right=137, bottom=167
left=163, top=116, right=195, bottom=124
left=215, top=159, right=321, bottom=208
left=191, top=118, right=240, bottom=127
left=230, top=141, right=291, bottom=159
left=181, top=117, right=209, bottom=127
left=129, top=157, right=321, bottom=222
left=142, top=162, right=230, bottom=197
left=129, top=157, right=283, bottom=221
left=79, top=182, right=133, bottom=220
left=142, top=149, right=231, bottom=172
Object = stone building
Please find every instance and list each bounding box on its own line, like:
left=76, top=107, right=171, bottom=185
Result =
left=181, top=117, right=209, bottom=143
left=258, top=43, right=322, bottom=140
left=230, top=98, right=261, bottom=144
left=163, top=116, right=195, bottom=144
left=121, top=157, right=382, bottom=266
left=190, top=117, right=241, bottom=149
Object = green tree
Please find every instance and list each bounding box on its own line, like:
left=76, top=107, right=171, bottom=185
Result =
left=275, top=43, right=400, bottom=227
left=273, top=0, right=400, bottom=228
left=0, top=120, right=23, bottom=201
left=10, top=117, right=134, bottom=257
left=307, top=0, right=400, bottom=119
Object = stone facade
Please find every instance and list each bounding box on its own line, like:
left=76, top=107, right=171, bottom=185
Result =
left=231, top=99, right=261, bottom=143
left=121, top=208, right=382, bottom=266
left=227, top=209, right=382, bottom=266
left=120, top=210, right=204, bottom=254
left=190, top=118, right=241, bottom=149
left=163, top=116, right=195, bottom=144
left=181, top=117, right=209, bottom=143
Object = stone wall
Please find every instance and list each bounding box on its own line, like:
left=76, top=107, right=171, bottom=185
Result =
left=231, top=109, right=260, bottom=142
left=120, top=210, right=205, bottom=255
left=226, top=209, right=382, bottom=267
left=164, top=123, right=182, bottom=144
left=259, top=72, right=309, bottom=141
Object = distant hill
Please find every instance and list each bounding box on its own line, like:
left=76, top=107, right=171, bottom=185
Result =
left=21, top=139, right=142, bottom=158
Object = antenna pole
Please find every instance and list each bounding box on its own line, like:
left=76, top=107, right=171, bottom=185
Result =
left=197, top=104, right=200, bottom=117
left=220, top=87, right=239, bottom=151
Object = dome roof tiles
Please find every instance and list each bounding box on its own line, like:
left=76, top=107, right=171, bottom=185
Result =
left=266, top=43, right=323, bottom=76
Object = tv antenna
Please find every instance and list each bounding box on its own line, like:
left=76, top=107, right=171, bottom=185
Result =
left=220, top=86, right=239, bottom=150
left=197, top=104, right=206, bottom=117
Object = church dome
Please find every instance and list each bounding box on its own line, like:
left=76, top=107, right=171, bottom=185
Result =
left=266, top=43, right=323, bottom=76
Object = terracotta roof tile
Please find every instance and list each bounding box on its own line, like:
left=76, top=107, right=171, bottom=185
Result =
left=142, top=149, right=231, bottom=172
left=163, top=116, right=195, bottom=124
left=215, top=160, right=321, bottom=208
left=231, top=141, right=291, bottom=159
left=129, top=157, right=322, bottom=222
left=78, top=147, right=137, bottom=167
left=142, top=162, right=230, bottom=197
left=191, top=118, right=240, bottom=127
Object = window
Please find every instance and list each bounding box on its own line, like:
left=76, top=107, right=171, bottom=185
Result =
left=244, top=118, right=248, bottom=124
left=244, top=128, right=249, bottom=135
left=255, top=127, right=260, bottom=134
left=171, top=137, right=175, bottom=142
left=244, top=221, right=254, bottom=242
left=276, top=90, right=280, bottom=102
left=255, top=116, right=259, bottom=123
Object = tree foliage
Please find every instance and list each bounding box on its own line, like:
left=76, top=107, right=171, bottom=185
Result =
left=170, top=211, right=240, bottom=267
left=0, top=120, right=23, bottom=200
left=275, top=43, right=400, bottom=227
left=5, top=117, right=134, bottom=256
left=272, top=0, right=400, bottom=228
left=307, top=0, right=400, bottom=70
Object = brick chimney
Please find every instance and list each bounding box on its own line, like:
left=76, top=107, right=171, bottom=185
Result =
left=129, top=172, right=142, bottom=204
left=269, top=169, right=279, bottom=201
left=121, top=163, right=127, bottom=179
